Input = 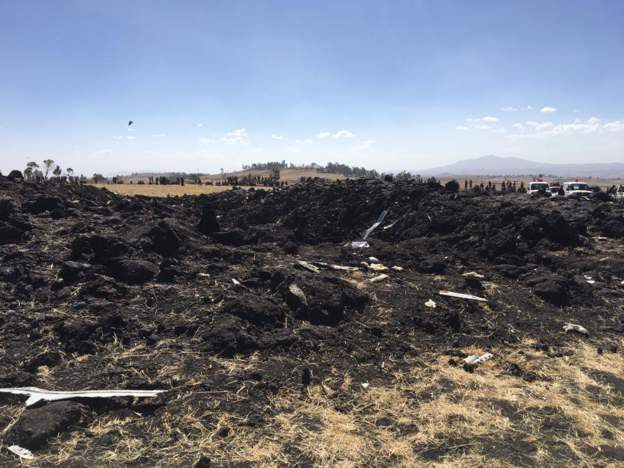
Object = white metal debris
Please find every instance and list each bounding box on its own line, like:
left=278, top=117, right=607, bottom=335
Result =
left=462, top=271, right=485, bottom=279
left=368, top=257, right=380, bottom=262
left=367, top=263, right=388, bottom=272
left=392, top=266, right=404, bottom=271
left=0, top=387, right=167, bottom=407
left=563, top=323, right=589, bottom=336
left=296, top=260, right=321, bottom=273
left=307, top=261, right=359, bottom=272
left=369, top=274, right=389, bottom=283
left=438, top=290, right=487, bottom=302
left=7, top=445, right=35, bottom=460
left=288, top=284, right=308, bottom=306
left=425, top=299, right=436, bottom=308
left=361, top=382, right=370, bottom=390
left=328, top=264, right=360, bottom=272
left=349, top=240, right=370, bottom=249
left=361, top=210, right=387, bottom=241
left=463, top=353, right=494, bottom=365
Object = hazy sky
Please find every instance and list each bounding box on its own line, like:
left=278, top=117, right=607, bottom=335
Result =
left=1, top=0, right=623, bottom=175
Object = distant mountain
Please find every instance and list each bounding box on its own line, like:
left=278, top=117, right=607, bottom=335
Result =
left=418, top=156, right=624, bottom=178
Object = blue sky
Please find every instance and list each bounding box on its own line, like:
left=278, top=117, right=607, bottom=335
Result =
left=1, top=0, right=623, bottom=175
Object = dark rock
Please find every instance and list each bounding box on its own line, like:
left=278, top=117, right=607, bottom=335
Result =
left=147, top=219, right=181, bottom=256
left=194, top=455, right=211, bottom=468
left=198, top=204, right=219, bottom=235
left=24, top=195, right=65, bottom=217
left=7, top=170, right=24, bottom=181
left=302, top=367, right=311, bottom=387
left=212, top=229, right=248, bottom=246
left=59, top=260, right=92, bottom=283
left=110, top=259, right=159, bottom=284
left=221, top=295, right=286, bottom=327
left=526, top=275, right=569, bottom=306
left=6, top=401, right=83, bottom=450
left=201, top=315, right=260, bottom=356
left=71, top=234, right=130, bottom=263
left=0, top=221, right=25, bottom=244
left=0, top=197, right=18, bottom=220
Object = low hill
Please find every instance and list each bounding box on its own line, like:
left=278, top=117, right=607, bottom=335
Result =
left=419, top=155, right=624, bottom=178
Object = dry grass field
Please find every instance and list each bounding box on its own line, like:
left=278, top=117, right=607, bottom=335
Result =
left=4, top=333, right=623, bottom=466
left=202, top=168, right=346, bottom=184
left=91, top=183, right=243, bottom=197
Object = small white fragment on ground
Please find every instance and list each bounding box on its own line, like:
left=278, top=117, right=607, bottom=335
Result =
left=350, top=241, right=370, bottom=249
left=584, top=275, right=595, bottom=284
left=197, top=273, right=210, bottom=278
left=297, top=260, right=321, bottom=273
left=368, top=257, right=380, bottom=262
left=329, top=264, right=360, bottom=272
left=392, top=266, right=404, bottom=271
left=361, top=382, right=370, bottom=390
left=462, top=271, right=485, bottom=279
left=232, top=278, right=242, bottom=286
left=0, top=387, right=167, bottom=407
left=425, top=299, right=436, bottom=308
left=368, top=263, right=388, bottom=272
left=369, top=274, right=389, bottom=283
left=288, top=284, right=308, bottom=306
left=563, top=323, right=589, bottom=336
left=439, top=290, right=487, bottom=302
left=463, top=353, right=494, bottom=365
left=7, top=445, right=34, bottom=460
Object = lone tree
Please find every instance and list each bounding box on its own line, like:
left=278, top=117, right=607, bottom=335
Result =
left=66, top=168, right=74, bottom=177
left=53, top=165, right=62, bottom=178
left=43, top=159, right=55, bottom=179
left=92, top=173, right=105, bottom=183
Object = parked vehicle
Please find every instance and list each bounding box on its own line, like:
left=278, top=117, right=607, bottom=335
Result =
left=561, top=181, right=592, bottom=198
left=527, top=181, right=550, bottom=195
left=549, top=184, right=562, bottom=196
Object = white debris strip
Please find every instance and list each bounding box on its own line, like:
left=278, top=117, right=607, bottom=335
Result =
left=296, top=260, right=321, bottom=273
left=0, top=387, right=167, bottom=407
left=361, top=210, right=387, bottom=240
left=463, top=353, right=494, bottom=365
left=350, top=240, right=370, bottom=249
left=7, top=445, right=35, bottom=460
left=438, top=290, right=487, bottom=302
left=462, top=271, right=485, bottom=279
left=563, top=323, right=589, bottom=336
left=369, top=273, right=389, bottom=283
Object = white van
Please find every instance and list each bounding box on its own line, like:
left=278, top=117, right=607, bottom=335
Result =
left=527, top=181, right=550, bottom=195
left=561, top=181, right=592, bottom=198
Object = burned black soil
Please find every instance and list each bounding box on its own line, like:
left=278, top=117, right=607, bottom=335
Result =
left=1, top=176, right=623, bottom=465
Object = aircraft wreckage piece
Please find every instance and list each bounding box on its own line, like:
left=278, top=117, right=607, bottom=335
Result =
left=0, top=386, right=167, bottom=407
left=438, top=290, right=487, bottom=302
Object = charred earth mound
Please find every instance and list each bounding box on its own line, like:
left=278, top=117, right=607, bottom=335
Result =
left=1, top=175, right=624, bottom=465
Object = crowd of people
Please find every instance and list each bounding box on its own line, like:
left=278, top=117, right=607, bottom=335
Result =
left=462, top=179, right=527, bottom=193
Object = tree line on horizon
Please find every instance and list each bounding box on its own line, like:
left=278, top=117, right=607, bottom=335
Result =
left=241, top=161, right=380, bottom=178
